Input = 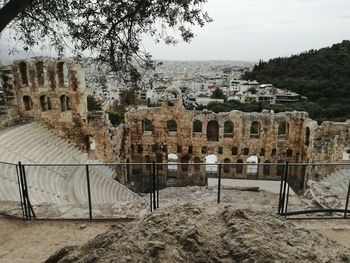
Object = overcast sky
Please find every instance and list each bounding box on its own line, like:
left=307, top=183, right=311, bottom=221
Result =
left=1, top=0, right=350, bottom=62
left=143, top=0, right=350, bottom=61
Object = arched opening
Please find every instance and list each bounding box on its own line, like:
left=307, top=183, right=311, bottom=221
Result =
left=278, top=122, right=289, bottom=136
left=60, top=95, right=71, bottom=112
left=277, top=160, right=285, bottom=176
left=263, top=160, right=271, bottom=176
left=194, top=157, right=201, bottom=172
left=157, top=154, right=163, bottom=171
left=57, top=62, right=68, bottom=86
left=236, top=159, right=243, bottom=175
left=193, top=120, right=202, bottom=133
left=167, top=120, right=177, bottom=132
left=23, top=96, right=33, bottom=111
left=144, top=155, right=152, bottom=172
left=205, top=154, right=218, bottom=175
left=168, top=153, right=178, bottom=176
left=287, top=149, right=293, bottom=157
left=260, top=148, right=265, bottom=157
left=143, top=119, right=153, bottom=132
left=181, top=155, right=190, bottom=172
left=36, top=61, right=45, bottom=86
left=223, top=158, right=231, bottom=174
left=247, top=155, right=259, bottom=180
left=224, top=121, right=234, bottom=137
left=207, top=120, right=219, bottom=141
left=19, top=61, right=28, bottom=85
left=250, top=121, right=260, bottom=138
left=305, top=127, right=310, bottom=146
left=40, top=95, right=52, bottom=111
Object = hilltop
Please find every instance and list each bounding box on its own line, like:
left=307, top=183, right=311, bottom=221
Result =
left=242, top=40, right=350, bottom=122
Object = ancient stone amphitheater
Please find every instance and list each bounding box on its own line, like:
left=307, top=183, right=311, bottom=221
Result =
left=0, top=123, right=139, bottom=211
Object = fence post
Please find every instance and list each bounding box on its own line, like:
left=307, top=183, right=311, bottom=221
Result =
left=217, top=164, right=221, bottom=204
left=149, top=163, right=153, bottom=212
left=152, top=161, right=157, bottom=211
left=20, top=163, right=35, bottom=219
left=344, top=179, right=350, bottom=219
left=281, top=162, right=289, bottom=216
left=15, top=164, right=25, bottom=219
left=156, top=162, right=159, bottom=209
left=85, top=165, right=93, bottom=220
left=18, top=162, right=28, bottom=219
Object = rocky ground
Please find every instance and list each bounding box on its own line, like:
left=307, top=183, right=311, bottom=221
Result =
left=47, top=203, right=350, bottom=263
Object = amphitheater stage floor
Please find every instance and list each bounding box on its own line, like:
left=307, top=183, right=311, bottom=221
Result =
left=207, top=178, right=296, bottom=195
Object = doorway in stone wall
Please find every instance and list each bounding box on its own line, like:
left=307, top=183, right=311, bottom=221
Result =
left=247, top=155, right=259, bottom=180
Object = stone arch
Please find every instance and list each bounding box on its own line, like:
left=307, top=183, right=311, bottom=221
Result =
left=250, top=121, right=260, bottom=138
left=224, top=121, right=234, bottom=137
left=205, top=154, right=218, bottom=174
left=278, top=122, right=289, bottom=135
left=247, top=155, right=259, bottom=180
left=305, top=127, right=310, bottom=146
left=207, top=120, right=219, bottom=141
left=263, top=160, right=271, bottom=176
left=57, top=61, right=69, bottom=86
left=181, top=155, right=190, bottom=172
left=168, top=153, right=178, bottom=174
left=236, top=159, right=244, bottom=175
left=60, top=94, right=71, bottom=112
left=193, top=120, right=202, bottom=133
left=167, top=120, right=177, bottom=132
left=19, top=61, right=28, bottom=85
left=194, top=157, right=201, bottom=172
left=36, top=61, right=45, bottom=86
left=143, top=119, right=153, bottom=132
left=223, top=158, right=231, bottom=173
left=40, top=95, right=52, bottom=111
left=23, top=96, right=33, bottom=111
left=165, top=87, right=183, bottom=107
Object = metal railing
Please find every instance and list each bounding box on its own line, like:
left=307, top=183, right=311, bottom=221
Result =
left=0, top=161, right=349, bottom=220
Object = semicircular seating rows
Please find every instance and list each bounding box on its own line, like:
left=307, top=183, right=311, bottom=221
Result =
left=0, top=123, right=139, bottom=206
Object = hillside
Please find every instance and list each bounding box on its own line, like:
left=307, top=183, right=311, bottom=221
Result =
left=242, top=40, right=350, bottom=122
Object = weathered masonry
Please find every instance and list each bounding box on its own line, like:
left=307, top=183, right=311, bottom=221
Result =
left=125, top=87, right=350, bottom=191
left=1, top=59, right=350, bottom=192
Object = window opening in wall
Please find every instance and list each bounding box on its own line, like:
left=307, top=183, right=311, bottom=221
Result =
left=194, top=157, right=201, bottom=172
left=177, top=145, right=182, bottom=153
left=242, top=148, right=249, bottom=155
left=193, top=120, right=202, bottom=133
left=143, top=119, right=153, bottom=132
left=236, top=159, right=243, bottom=174
left=60, top=95, right=71, bottom=111
left=23, top=96, right=33, bottom=111
left=271, top=148, right=276, bottom=157
left=36, top=61, right=44, bottom=86
left=250, top=121, right=260, bottom=138
left=224, top=121, right=234, bottom=137
left=162, top=144, right=168, bottom=153
left=260, top=148, right=265, bottom=157
left=157, top=154, right=163, bottom=171
left=57, top=62, right=68, bottom=86
left=201, top=147, right=207, bottom=154
left=287, top=149, right=293, bottom=157
left=137, top=145, right=143, bottom=153
left=207, top=120, right=219, bottom=141
left=19, top=61, right=28, bottom=85
left=188, top=146, right=193, bottom=154
left=40, top=95, right=52, bottom=111
left=278, top=122, right=288, bottom=135
left=231, top=147, right=238, bottom=155
left=247, top=155, right=259, bottom=180
left=218, top=147, right=223, bottom=155
left=167, top=120, right=177, bottom=132
left=305, top=127, right=310, bottom=146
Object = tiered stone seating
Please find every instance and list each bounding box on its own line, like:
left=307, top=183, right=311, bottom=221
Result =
left=321, top=168, right=350, bottom=193
left=0, top=123, right=139, bottom=206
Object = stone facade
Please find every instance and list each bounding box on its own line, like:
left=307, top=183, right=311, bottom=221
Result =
left=1, top=59, right=350, bottom=192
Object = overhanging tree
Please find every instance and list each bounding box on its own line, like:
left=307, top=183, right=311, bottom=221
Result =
left=0, top=0, right=211, bottom=83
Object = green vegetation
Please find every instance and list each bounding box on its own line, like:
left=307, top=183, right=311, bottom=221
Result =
left=106, top=110, right=124, bottom=127
left=241, top=40, right=350, bottom=123
left=211, top=88, right=226, bottom=100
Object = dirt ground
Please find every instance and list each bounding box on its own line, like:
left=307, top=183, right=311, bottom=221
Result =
left=0, top=216, right=120, bottom=263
